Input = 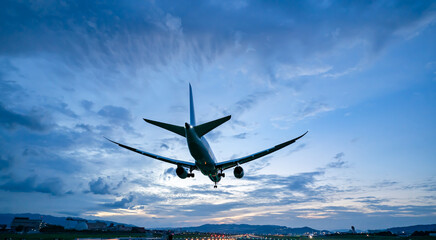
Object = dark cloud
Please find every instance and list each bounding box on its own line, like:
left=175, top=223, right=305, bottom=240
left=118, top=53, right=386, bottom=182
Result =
left=98, top=105, right=132, bottom=123
left=80, top=100, right=93, bottom=111
left=355, top=196, right=385, bottom=205
left=47, top=101, right=78, bottom=118
left=0, top=155, right=11, bottom=171
left=0, top=0, right=433, bottom=77
left=163, top=167, right=176, bottom=178
left=160, top=143, right=169, bottom=150
left=101, top=194, right=134, bottom=209
left=0, top=104, right=47, bottom=131
left=0, top=175, right=65, bottom=195
left=88, top=176, right=127, bottom=195
left=88, top=177, right=111, bottom=195
left=75, top=123, right=92, bottom=132
left=34, top=177, right=65, bottom=195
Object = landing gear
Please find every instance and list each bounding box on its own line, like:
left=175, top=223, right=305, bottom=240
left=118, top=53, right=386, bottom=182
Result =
left=214, top=182, right=218, bottom=188
left=218, top=169, right=225, bottom=178
left=188, top=168, right=195, bottom=178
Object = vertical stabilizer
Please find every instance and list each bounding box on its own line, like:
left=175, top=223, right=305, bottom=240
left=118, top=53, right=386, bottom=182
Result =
left=189, top=83, right=196, bottom=126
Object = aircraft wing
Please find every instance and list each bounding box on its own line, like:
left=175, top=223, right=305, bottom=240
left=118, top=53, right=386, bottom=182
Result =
left=216, top=131, right=308, bottom=170
left=105, top=138, right=196, bottom=168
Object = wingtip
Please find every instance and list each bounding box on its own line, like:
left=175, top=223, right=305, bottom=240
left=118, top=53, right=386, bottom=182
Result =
left=295, top=131, right=308, bottom=140
left=103, top=136, right=117, bottom=144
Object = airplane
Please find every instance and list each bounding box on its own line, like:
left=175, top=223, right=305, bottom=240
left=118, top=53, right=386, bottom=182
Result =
left=105, top=84, right=307, bottom=188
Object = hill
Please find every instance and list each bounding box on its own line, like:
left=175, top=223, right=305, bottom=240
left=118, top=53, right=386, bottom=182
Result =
left=0, top=213, right=134, bottom=228
left=386, top=224, right=436, bottom=234
left=172, top=224, right=325, bottom=235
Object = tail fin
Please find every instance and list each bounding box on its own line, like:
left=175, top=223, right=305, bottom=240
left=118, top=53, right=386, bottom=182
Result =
left=143, top=119, right=185, bottom=137
left=189, top=83, right=196, bottom=126
left=194, top=115, right=231, bottom=138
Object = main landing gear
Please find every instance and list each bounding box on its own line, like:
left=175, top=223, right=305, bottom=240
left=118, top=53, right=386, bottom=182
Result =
left=188, top=168, right=195, bottom=178
left=218, top=169, right=225, bottom=178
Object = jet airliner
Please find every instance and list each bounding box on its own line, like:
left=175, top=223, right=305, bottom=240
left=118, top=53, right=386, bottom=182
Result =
left=106, top=84, right=307, bottom=188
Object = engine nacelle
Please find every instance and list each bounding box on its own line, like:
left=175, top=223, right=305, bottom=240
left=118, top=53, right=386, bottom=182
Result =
left=176, top=166, right=188, bottom=179
left=233, top=166, right=244, bottom=179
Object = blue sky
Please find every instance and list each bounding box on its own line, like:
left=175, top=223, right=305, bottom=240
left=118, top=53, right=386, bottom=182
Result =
left=0, top=0, right=435, bottom=230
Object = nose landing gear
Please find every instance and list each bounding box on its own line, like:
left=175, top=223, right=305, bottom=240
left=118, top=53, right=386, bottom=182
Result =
left=214, top=182, right=218, bottom=188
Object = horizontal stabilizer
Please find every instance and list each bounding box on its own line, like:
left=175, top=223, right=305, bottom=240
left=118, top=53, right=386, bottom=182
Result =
left=194, top=115, right=231, bottom=138
left=143, top=119, right=185, bottom=137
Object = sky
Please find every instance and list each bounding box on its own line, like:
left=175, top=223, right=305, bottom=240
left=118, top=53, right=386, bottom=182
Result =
left=0, top=0, right=436, bottom=231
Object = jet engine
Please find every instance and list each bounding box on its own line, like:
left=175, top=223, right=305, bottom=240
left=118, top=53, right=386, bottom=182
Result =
left=233, top=166, right=244, bottom=179
left=176, top=166, right=188, bottom=179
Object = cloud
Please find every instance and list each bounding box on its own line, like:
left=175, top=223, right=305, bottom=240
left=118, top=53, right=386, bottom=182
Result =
left=160, top=143, right=169, bottom=150
left=232, top=91, right=273, bottom=115
left=0, top=175, right=66, bottom=196
left=245, top=170, right=326, bottom=196
left=371, top=180, right=398, bottom=189
left=88, top=177, right=111, bottom=195
left=0, top=104, right=47, bottom=131
left=0, top=155, right=11, bottom=171
left=327, top=152, right=347, bottom=168
left=0, top=0, right=435, bottom=229
left=80, top=100, right=94, bottom=111
left=296, top=101, right=334, bottom=120
left=233, top=133, right=247, bottom=139
left=97, top=105, right=132, bottom=123
left=88, top=176, right=127, bottom=195
left=162, top=167, right=176, bottom=181
left=101, top=194, right=135, bottom=209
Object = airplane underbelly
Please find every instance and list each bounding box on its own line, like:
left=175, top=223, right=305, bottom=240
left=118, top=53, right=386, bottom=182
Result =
left=209, top=174, right=221, bottom=183
left=197, top=158, right=217, bottom=175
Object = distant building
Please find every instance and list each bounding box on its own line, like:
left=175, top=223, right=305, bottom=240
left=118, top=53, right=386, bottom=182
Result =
left=0, top=224, right=7, bottom=232
left=114, top=224, right=133, bottom=231
left=87, top=221, right=107, bottom=231
left=65, top=217, right=88, bottom=230
left=10, top=217, right=45, bottom=232
left=132, top=227, right=147, bottom=233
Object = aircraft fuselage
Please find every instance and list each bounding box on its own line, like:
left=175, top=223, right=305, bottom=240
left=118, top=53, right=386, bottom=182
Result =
left=185, top=122, right=221, bottom=183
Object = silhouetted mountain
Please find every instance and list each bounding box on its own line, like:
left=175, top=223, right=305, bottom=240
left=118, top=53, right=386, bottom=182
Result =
left=172, top=224, right=324, bottom=235
left=386, top=224, right=436, bottom=234
left=0, top=213, right=134, bottom=228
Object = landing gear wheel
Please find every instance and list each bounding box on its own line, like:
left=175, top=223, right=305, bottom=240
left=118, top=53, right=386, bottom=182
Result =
left=218, top=173, right=225, bottom=177
left=188, top=173, right=195, bottom=178
left=214, top=182, right=218, bottom=188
